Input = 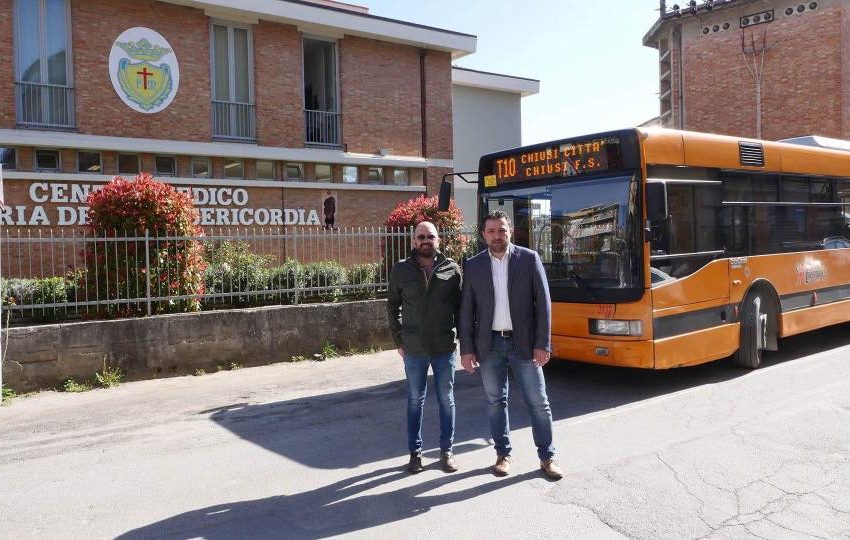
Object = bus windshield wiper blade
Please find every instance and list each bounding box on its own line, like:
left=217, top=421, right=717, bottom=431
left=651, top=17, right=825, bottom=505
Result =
left=567, top=269, right=596, bottom=300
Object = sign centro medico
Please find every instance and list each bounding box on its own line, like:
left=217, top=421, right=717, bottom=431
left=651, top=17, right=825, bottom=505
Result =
left=109, top=27, right=180, bottom=114
left=0, top=183, right=320, bottom=227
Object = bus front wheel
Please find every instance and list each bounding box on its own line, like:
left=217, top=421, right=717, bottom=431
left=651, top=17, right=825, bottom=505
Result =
left=734, top=292, right=769, bottom=369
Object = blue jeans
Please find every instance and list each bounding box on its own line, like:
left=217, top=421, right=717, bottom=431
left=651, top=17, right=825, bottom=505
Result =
left=479, top=333, right=555, bottom=461
left=403, top=351, right=456, bottom=453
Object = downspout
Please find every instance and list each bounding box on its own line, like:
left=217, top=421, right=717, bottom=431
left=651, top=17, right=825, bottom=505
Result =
left=420, top=49, right=428, bottom=158
left=675, top=25, right=684, bottom=130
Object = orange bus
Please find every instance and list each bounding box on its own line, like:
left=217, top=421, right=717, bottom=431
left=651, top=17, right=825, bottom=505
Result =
left=442, top=128, right=850, bottom=369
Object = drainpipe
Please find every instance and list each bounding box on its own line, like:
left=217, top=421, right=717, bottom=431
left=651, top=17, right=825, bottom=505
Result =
left=420, top=49, right=428, bottom=159
left=675, top=25, right=684, bottom=130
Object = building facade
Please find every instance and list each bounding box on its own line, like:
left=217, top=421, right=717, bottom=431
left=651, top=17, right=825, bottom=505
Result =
left=451, top=67, right=539, bottom=227
left=643, top=0, right=850, bottom=141
left=0, top=0, right=476, bottom=231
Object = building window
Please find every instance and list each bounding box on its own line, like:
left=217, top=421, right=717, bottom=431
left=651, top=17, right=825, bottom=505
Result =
left=342, top=165, right=358, bottom=184
left=192, top=157, right=211, bottom=178
left=0, top=148, right=17, bottom=170
left=256, top=160, right=275, bottom=180
left=285, top=163, right=304, bottom=181
left=13, top=0, right=74, bottom=129
left=155, top=155, right=176, bottom=176
left=316, top=164, right=332, bottom=182
left=303, top=37, right=340, bottom=147
left=35, top=148, right=59, bottom=171
left=211, top=22, right=255, bottom=140
left=224, top=158, right=244, bottom=179
left=78, top=151, right=101, bottom=173
left=367, top=167, right=384, bottom=185
left=393, top=169, right=409, bottom=186
left=118, top=153, right=139, bottom=175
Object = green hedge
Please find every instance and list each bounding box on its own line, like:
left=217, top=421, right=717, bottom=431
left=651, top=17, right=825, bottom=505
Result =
left=2, top=277, right=74, bottom=322
left=3, top=256, right=383, bottom=322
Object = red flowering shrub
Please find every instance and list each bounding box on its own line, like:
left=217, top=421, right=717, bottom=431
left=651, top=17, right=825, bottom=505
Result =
left=382, top=195, right=466, bottom=275
left=85, top=173, right=205, bottom=317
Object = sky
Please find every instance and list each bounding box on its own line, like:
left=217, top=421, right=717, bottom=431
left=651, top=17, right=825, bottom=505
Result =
left=362, top=0, right=663, bottom=145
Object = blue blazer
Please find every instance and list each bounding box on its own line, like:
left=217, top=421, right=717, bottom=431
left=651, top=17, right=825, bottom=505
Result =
left=459, top=244, right=552, bottom=360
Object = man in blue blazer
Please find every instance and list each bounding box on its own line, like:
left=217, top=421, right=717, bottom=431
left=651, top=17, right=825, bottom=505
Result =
left=459, top=210, right=562, bottom=480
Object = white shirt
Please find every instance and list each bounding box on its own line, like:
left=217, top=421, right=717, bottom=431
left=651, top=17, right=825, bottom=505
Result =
left=490, top=244, right=513, bottom=331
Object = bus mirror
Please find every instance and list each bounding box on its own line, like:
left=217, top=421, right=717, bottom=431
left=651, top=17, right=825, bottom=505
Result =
left=646, top=182, right=668, bottom=222
left=438, top=180, right=452, bottom=212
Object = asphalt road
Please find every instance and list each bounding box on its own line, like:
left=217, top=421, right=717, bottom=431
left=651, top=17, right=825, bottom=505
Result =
left=1, top=323, right=849, bottom=539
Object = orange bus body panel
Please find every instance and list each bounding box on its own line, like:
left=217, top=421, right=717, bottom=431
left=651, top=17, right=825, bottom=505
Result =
left=654, top=324, right=740, bottom=369
left=731, top=249, right=850, bottom=335
left=551, top=296, right=652, bottom=339
left=781, top=298, right=850, bottom=336
left=651, top=260, right=729, bottom=310
left=642, top=130, right=684, bottom=165
left=681, top=131, right=782, bottom=171
left=778, top=144, right=850, bottom=177
left=550, top=296, right=654, bottom=368
left=551, top=335, right=654, bottom=368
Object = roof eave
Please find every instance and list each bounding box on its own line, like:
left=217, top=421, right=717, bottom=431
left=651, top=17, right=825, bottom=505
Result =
left=451, top=67, right=540, bottom=97
left=643, top=17, right=666, bottom=47
left=161, top=0, right=477, bottom=57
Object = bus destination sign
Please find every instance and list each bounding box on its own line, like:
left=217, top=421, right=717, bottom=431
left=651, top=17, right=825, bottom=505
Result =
left=487, top=136, right=621, bottom=186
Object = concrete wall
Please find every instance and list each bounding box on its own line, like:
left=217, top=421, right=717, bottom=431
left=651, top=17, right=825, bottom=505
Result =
left=451, top=84, right=522, bottom=227
left=1, top=300, right=393, bottom=392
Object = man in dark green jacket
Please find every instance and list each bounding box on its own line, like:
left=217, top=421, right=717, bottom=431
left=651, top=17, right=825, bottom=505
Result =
left=387, top=221, right=462, bottom=473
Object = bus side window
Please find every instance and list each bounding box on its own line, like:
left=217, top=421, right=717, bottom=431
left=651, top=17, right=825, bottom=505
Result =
left=646, top=182, right=668, bottom=254
left=838, top=178, right=850, bottom=237
left=722, top=172, right=778, bottom=255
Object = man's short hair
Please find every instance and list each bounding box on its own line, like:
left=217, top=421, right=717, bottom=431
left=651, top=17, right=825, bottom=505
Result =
left=481, top=210, right=512, bottom=231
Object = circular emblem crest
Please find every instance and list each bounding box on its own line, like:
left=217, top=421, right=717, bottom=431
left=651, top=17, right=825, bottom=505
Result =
left=109, top=27, right=180, bottom=114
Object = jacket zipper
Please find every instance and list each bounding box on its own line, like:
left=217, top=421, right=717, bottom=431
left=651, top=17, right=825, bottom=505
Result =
left=419, top=258, right=442, bottom=293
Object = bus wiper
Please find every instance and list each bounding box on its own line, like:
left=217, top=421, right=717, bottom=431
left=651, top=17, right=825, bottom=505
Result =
left=567, top=269, right=596, bottom=300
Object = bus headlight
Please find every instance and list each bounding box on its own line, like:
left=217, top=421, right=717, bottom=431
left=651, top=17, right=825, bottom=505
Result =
left=590, top=319, right=643, bottom=336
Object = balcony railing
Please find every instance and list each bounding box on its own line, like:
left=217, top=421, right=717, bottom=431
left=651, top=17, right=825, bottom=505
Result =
left=15, top=82, right=76, bottom=130
left=305, top=109, right=342, bottom=148
left=212, top=100, right=256, bottom=141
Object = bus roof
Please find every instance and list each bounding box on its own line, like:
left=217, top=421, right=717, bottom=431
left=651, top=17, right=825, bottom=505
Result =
left=637, top=128, right=850, bottom=177
left=778, top=136, right=850, bottom=152
left=477, top=128, right=850, bottom=181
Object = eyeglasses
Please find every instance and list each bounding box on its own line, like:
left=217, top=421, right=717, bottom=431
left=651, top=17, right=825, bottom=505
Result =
left=416, top=234, right=436, bottom=240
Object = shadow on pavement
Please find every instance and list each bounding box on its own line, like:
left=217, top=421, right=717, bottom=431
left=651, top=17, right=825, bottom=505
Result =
left=119, top=323, right=849, bottom=539
left=117, top=467, right=543, bottom=539
left=196, top=322, right=850, bottom=471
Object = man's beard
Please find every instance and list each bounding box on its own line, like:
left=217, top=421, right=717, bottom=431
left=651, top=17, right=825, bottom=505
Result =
left=487, top=241, right=506, bottom=255
left=417, top=244, right=435, bottom=257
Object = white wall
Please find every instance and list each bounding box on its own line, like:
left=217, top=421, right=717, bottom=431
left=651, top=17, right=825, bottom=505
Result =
left=451, top=84, right=522, bottom=229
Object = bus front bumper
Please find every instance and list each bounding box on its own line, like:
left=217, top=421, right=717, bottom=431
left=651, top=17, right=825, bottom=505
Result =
left=551, top=335, right=655, bottom=369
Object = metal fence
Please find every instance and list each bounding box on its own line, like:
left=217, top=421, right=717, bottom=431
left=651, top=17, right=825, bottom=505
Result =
left=15, top=82, right=76, bottom=129
left=212, top=100, right=256, bottom=141
left=304, top=109, right=342, bottom=148
left=0, top=226, right=477, bottom=323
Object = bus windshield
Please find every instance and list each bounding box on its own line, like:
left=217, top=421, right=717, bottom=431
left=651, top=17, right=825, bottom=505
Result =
left=484, top=173, right=643, bottom=303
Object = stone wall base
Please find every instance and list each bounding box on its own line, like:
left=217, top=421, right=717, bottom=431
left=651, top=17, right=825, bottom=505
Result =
left=1, top=301, right=393, bottom=392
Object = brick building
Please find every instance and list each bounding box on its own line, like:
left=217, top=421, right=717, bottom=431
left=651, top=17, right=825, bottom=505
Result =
left=0, top=0, right=478, bottom=231
left=643, top=0, right=850, bottom=141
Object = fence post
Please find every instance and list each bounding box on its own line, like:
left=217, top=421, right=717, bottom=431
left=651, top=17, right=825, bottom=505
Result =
left=293, top=230, right=300, bottom=304
left=144, top=228, right=152, bottom=316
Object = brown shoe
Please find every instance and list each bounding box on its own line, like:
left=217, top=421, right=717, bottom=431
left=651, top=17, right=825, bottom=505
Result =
left=493, top=455, right=511, bottom=476
left=540, top=459, right=563, bottom=480
left=407, top=451, right=423, bottom=474
left=440, top=451, right=458, bottom=473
